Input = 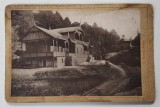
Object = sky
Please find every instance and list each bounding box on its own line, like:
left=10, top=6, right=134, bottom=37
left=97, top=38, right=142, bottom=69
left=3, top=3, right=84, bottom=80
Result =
left=54, top=9, right=140, bottom=40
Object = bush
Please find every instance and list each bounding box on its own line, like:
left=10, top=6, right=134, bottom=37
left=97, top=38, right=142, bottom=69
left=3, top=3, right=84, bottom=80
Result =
left=110, top=48, right=141, bottom=67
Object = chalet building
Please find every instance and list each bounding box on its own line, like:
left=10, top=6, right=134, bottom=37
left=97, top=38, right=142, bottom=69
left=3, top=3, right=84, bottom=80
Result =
left=118, top=35, right=133, bottom=50
left=20, top=25, right=94, bottom=68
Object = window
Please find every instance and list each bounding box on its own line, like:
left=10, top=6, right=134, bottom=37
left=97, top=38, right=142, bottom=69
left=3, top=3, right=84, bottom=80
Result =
left=62, top=58, right=63, bottom=63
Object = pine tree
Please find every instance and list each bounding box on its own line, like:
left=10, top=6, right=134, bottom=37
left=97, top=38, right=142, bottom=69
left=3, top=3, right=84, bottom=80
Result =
left=52, top=11, right=65, bottom=28
left=34, top=10, right=54, bottom=29
left=63, top=17, right=71, bottom=27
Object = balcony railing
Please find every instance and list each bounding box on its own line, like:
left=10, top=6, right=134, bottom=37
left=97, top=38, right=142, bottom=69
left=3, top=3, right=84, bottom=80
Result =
left=22, top=51, right=66, bottom=58
left=53, top=52, right=65, bottom=57
left=23, top=52, right=53, bottom=58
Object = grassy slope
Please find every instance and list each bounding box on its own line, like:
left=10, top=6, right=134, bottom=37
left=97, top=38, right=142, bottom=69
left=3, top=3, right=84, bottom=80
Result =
left=11, top=65, right=114, bottom=96
left=110, top=48, right=141, bottom=67
left=109, top=48, right=142, bottom=96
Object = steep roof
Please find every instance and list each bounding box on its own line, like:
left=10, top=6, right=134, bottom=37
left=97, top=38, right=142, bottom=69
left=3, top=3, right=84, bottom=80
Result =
left=35, top=25, right=66, bottom=40
left=69, top=38, right=90, bottom=46
left=35, top=25, right=83, bottom=41
left=51, top=26, right=81, bottom=33
left=36, top=25, right=91, bottom=47
left=22, top=25, right=83, bottom=42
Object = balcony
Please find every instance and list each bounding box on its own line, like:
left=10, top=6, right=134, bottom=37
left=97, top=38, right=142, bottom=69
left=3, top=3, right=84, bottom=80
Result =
left=22, top=51, right=67, bottom=58
left=23, top=52, right=53, bottom=58
left=53, top=52, right=65, bottom=57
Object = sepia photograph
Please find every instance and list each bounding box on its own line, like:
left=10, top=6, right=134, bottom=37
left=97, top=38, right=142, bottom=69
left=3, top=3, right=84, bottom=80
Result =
left=5, top=4, right=154, bottom=102
left=11, top=8, right=141, bottom=96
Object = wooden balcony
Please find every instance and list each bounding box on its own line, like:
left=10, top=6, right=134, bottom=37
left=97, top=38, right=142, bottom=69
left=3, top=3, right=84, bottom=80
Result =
left=22, top=51, right=66, bottom=58
left=53, top=52, right=65, bottom=57
left=23, top=52, right=53, bottom=58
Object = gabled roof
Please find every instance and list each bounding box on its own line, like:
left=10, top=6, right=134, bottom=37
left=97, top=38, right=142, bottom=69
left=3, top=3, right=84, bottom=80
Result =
left=22, top=25, right=83, bottom=41
left=35, top=25, right=66, bottom=41
left=35, top=25, right=82, bottom=41
left=51, top=26, right=82, bottom=33
left=69, top=38, right=90, bottom=46
left=68, top=38, right=76, bottom=44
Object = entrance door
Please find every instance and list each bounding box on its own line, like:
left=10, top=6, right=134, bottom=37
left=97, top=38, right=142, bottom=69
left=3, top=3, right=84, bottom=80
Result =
left=43, top=59, right=46, bottom=67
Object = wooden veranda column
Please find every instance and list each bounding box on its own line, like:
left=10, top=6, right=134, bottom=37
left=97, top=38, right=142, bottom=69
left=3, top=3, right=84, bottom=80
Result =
left=36, top=40, right=38, bottom=67
left=52, top=39, right=55, bottom=67
left=21, top=41, right=24, bottom=68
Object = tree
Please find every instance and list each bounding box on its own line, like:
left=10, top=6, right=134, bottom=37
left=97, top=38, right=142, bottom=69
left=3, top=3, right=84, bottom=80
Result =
left=81, top=22, right=120, bottom=59
left=92, top=22, right=98, bottom=28
left=34, top=10, right=55, bottom=29
left=81, top=22, right=92, bottom=41
left=11, top=10, right=34, bottom=38
left=11, top=27, right=21, bottom=59
left=109, top=29, right=120, bottom=51
left=63, top=17, right=71, bottom=27
left=71, top=22, right=80, bottom=27
left=53, top=11, right=65, bottom=28
left=11, top=10, right=34, bottom=59
left=132, top=33, right=140, bottom=47
left=34, top=11, right=66, bottom=29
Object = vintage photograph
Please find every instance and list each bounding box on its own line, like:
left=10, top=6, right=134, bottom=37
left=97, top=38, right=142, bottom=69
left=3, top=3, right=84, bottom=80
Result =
left=10, top=8, right=142, bottom=97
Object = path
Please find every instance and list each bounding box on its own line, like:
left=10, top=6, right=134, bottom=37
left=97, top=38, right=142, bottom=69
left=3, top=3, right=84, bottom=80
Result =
left=107, top=61, right=126, bottom=77
left=83, top=61, right=127, bottom=96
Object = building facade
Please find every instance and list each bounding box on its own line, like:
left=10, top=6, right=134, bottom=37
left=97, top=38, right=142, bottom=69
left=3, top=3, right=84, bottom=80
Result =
left=117, top=35, right=133, bottom=50
left=21, top=25, right=94, bottom=68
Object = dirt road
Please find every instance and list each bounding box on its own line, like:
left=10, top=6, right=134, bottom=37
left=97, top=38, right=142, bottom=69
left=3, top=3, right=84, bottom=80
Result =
left=83, top=61, right=128, bottom=96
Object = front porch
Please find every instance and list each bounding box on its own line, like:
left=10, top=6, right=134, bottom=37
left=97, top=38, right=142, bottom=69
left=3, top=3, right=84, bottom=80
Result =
left=22, top=57, right=54, bottom=68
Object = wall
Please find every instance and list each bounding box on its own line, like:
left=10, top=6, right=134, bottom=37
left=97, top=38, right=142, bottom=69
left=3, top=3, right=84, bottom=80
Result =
left=0, top=0, right=160, bottom=107
left=57, top=57, right=65, bottom=68
left=75, top=43, right=86, bottom=64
